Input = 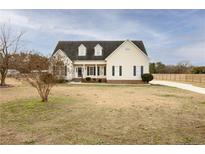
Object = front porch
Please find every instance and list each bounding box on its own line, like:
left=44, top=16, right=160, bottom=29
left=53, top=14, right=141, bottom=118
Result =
left=74, top=64, right=106, bottom=80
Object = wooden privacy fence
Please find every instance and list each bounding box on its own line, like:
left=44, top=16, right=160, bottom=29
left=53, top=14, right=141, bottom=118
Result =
left=153, top=74, right=205, bottom=83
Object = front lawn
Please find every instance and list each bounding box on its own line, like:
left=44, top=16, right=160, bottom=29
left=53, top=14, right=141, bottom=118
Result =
left=1, top=79, right=205, bottom=144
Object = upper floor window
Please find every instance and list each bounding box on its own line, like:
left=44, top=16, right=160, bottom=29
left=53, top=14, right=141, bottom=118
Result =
left=78, top=44, right=86, bottom=56
left=94, top=44, right=102, bottom=56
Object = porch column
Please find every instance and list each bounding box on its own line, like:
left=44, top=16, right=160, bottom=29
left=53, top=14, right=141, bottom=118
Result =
left=75, top=66, right=77, bottom=78
left=83, top=64, right=86, bottom=78
left=95, top=64, right=97, bottom=78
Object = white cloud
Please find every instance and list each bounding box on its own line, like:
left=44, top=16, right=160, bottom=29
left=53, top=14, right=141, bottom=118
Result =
left=0, top=10, right=41, bottom=29
left=175, top=40, right=205, bottom=62
left=0, top=10, right=100, bottom=38
left=0, top=10, right=171, bottom=41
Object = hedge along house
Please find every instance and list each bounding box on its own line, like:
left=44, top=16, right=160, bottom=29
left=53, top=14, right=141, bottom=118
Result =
left=50, top=40, right=150, bottom=83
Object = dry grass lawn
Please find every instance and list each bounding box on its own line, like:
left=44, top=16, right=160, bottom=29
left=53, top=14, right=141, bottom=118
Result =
left=1, top=78, right=205, bottom=144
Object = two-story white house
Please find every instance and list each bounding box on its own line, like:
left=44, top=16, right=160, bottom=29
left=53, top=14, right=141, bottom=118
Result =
left=51, top=40, right=150, bottom=83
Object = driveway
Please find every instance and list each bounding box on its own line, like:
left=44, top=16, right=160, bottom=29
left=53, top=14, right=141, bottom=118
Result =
left=150, top=80, right=205, bottom=95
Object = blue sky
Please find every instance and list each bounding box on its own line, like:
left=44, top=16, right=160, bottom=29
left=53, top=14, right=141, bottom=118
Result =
left=0, top=9, right=204, bottom=65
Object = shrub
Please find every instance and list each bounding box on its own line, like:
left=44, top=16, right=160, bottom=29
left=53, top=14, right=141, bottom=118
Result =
left=141, top=73, right=153, bottom=83
left=26, top=73, right=56, bottom=102
left=93, top=78, right=96, bottom=81
left=98, top=79, right=102, bottom=83
left=56, top=78, right=67, bottom=83
left=85, top=77, right=91, bottom=82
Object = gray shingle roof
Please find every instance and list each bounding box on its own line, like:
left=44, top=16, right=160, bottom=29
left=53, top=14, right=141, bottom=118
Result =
left=52, top=40, right=147, bottom=60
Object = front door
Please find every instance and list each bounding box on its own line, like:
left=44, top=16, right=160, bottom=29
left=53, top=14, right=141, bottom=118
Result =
left=77, top=67, right=83, bottom=77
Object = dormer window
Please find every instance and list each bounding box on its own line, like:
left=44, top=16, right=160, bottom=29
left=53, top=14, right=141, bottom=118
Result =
left=94, top=44, right=102, bottom=56
left=78, top=44, right=86, bottom=56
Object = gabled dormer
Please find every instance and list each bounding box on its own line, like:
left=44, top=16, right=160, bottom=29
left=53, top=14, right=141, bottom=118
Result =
left=94, top=44, right=103, bottom=56
left=78, top=44, right=86, bottom=56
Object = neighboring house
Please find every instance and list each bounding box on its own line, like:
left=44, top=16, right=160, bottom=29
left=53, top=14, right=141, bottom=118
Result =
left=51, top=40, right=150, bottom=83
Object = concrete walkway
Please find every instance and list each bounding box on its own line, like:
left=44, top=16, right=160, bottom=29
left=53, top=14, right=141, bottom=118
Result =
left=150, top=80, right=205, bottom=95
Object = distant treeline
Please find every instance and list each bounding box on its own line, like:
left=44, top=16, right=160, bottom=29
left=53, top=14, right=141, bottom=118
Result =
left=150, top=61, right=205, bottom=74
left=8, top=52, right=49, bottom=73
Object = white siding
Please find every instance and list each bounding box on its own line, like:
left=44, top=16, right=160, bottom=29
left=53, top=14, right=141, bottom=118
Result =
left=52, top=49, right=73, bottom=80
left=106, top=41, right=149, bottom=80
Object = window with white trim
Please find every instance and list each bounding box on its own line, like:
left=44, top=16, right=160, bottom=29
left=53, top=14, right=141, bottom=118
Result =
left=87, top=66, right=95, bottom=76
left=94, top=44, right=102, bottom=56
left=78, top=44, right=86, bottom=56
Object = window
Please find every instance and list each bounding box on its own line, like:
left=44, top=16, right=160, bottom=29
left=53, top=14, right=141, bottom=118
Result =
left=99, top=67, right=104, bottom=76
left=141, top=66, right=144, bottom=75
left=133, top=66, right=136, bottom=76
left=78, top=44, right=86, bottom=56
left=112, top=66, right=115, bottom=76
left=65, top=65, right=67, bottom=76
left=87, top=66, right=95, bottom=76
left=119, top=66, right=122, bottom=76
left=94, top=44, right=102, bottom=56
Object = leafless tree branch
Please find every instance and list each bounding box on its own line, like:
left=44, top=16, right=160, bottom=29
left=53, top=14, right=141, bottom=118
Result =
left=0, top=23, right=25, bottom=86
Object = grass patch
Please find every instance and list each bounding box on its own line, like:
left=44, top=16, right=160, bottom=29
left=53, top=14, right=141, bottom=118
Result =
left=200, top=101, right=205, bottom=105
left=1, top=96, right=72, bottom=113
left=158, top=94, right=177, bottom=97
left=154, top=93, right=182, bottom=98
left=23, top=139, right=36, bottom=144
left=1, top=80, right=205, bottom=144
left=155, top=93, right=193, bottom=99
left=0, top=96, right=78, bottom=130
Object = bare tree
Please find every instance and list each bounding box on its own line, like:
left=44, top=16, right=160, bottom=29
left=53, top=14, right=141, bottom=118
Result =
left=0, top=24, right=24, bottom=86
left=26, top=70, right=56, bottom=102
left=25, top=53, right=64, bottom=102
